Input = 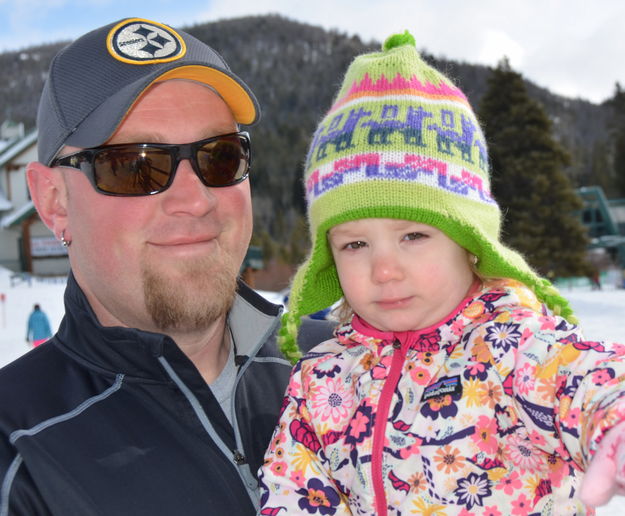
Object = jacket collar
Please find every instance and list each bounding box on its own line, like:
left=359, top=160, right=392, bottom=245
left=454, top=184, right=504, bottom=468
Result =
left=228, top=281, right=282, bottom=358
left=338, top=278, right=533, bottom=353
left=54, top=272, right=282, bottom=380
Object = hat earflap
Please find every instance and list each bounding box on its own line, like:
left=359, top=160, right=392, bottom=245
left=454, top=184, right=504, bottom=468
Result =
left=278, top=310, right=303, bottom=365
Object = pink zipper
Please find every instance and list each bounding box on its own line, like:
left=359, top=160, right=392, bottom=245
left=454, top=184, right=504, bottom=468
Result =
left=359, top=280, right=481, bottom=514
left=371, top=339, right=406, bottom=516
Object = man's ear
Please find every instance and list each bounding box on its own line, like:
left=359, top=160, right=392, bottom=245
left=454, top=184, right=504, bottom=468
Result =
left=26, top=161, right=69, bottom=236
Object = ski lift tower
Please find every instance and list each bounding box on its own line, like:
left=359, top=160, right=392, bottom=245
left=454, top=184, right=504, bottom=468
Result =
left=578, top=186, right=625, bottom=268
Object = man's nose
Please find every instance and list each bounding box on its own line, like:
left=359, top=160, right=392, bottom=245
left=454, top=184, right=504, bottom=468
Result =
left=160, top=159, right=217, bottom=215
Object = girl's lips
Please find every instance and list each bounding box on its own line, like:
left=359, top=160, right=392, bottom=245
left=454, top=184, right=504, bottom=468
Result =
left=376, top=296, right=414, bottom=309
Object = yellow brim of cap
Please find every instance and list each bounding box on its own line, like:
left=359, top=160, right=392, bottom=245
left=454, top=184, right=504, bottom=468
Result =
left=153, top=65, right=258, bottom=125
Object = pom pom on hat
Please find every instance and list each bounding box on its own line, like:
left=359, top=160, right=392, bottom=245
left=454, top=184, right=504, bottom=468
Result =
left=279, top=30, right=575, bottom=363
left=383, top=30, right=416, bottom=51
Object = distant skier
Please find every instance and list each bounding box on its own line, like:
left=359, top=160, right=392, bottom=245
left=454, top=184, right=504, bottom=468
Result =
left=26, top=304, right=52, bottom=347
left=590, top=268, right=602, bottom=290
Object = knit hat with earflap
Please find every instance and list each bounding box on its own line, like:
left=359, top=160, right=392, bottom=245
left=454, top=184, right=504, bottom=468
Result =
left=279, top=31, right=575, bottom=364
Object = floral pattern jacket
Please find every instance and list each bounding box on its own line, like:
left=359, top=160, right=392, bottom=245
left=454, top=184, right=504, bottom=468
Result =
left=259, top=279, right=625, bottom=516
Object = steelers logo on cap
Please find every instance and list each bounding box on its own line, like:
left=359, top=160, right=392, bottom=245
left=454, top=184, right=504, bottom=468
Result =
left=107, top=18, right=186, bottom=64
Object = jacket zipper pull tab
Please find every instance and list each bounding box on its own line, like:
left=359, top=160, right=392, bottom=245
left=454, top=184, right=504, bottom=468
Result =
left=233, top=449, right=247, bottom=465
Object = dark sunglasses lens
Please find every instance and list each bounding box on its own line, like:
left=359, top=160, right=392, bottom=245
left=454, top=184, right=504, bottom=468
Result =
left=196, top=135, right=249, bottom=186
left=93, top=147, right=173, bottom=195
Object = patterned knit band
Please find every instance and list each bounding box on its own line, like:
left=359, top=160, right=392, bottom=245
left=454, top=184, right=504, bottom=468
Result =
left=279, top=32, right=575, bottom=363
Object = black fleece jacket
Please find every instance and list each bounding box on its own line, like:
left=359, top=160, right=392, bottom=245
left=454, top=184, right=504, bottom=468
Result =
left=0, top=273, right=332, bottom=516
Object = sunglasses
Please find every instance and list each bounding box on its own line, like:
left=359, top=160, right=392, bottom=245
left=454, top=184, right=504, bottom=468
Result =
left=50, top=131, right=251, bottom=196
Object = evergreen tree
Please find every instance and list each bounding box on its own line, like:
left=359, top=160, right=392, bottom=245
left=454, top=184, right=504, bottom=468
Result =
left=608, top=83, right=625, bottom=197
left=478, top=59, right=591, bottom=278
left=613, top=133, right=625, bottom=196
left=250, top=228, right=277, bottom=262
left=286, top=214, right=310, bottom=265
left=590, top=140, right=614, bottom=194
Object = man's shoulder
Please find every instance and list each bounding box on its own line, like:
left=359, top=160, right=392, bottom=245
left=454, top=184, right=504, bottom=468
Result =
left=0, top=345, right=66, bottom=437
left=0, top=342, right=68, bottom=397
left=297, top=317, right=336, bottom=353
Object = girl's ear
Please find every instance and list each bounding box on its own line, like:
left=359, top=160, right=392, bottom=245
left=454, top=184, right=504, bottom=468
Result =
left=26, top=161, right=69, bottom=238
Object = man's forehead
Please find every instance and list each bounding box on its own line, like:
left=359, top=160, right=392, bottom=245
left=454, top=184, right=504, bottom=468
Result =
left=59, top=79, right=237, bottom=151
left=135, top=77, right=227, bottom=106
left=117, top=77, right=233, bottom=123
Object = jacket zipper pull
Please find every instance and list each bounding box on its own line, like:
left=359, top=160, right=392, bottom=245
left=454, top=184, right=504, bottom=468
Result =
left=233, top=449, right=247, bottom=465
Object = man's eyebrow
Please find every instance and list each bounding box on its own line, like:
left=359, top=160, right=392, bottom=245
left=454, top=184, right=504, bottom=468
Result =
left=107, top=128, right=239, bottom=145
left=104, top=131, right=162, bottom=145
left=108, top=133, right=161, bottom=144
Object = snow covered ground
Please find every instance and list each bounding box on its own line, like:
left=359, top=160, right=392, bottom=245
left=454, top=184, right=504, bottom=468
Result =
left=1, top=266, right=624, bottom=513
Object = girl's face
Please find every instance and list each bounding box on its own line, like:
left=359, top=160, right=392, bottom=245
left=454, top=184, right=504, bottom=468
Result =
left=328, top=218, right=476, bottom=332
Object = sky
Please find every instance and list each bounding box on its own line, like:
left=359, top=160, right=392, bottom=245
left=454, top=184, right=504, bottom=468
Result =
left=0, top=0, right=624, bottom=104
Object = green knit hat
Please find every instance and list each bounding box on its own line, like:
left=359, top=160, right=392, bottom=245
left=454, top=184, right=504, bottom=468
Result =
left=279, top=31, right=575, bottom=364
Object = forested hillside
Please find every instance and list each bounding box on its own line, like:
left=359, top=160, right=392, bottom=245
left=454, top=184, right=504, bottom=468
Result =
left=0, top=14, right=621, bottom=262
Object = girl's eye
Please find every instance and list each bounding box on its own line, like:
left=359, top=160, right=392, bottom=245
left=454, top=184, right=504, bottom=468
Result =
left=404, top=232, right=427, bottom=241
left=344, top=241, right=366, bottom=250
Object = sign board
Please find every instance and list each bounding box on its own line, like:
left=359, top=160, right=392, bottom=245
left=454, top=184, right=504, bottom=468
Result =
left=31, top=236, right=67, bottom=257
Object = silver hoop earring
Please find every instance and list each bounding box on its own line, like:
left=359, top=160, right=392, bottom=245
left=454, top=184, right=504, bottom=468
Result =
left=60, top=230, right=72, bottom=248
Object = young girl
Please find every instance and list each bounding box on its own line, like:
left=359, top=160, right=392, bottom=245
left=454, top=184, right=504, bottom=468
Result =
left=259, top=32, right=625, bottom=515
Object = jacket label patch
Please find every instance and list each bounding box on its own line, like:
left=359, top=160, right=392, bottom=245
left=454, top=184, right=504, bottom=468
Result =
left=422, top=375, right=463, bottom=401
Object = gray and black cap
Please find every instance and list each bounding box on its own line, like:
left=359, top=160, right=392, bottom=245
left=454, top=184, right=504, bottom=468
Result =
left=37, top=17, right=261, bottom=166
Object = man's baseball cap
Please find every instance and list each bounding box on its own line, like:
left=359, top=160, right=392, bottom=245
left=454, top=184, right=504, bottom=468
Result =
left=37, top=17, right=261, bottom=166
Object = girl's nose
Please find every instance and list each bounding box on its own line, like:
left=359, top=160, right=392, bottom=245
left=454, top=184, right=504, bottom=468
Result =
left=371, top=250, right=405, bottom=284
